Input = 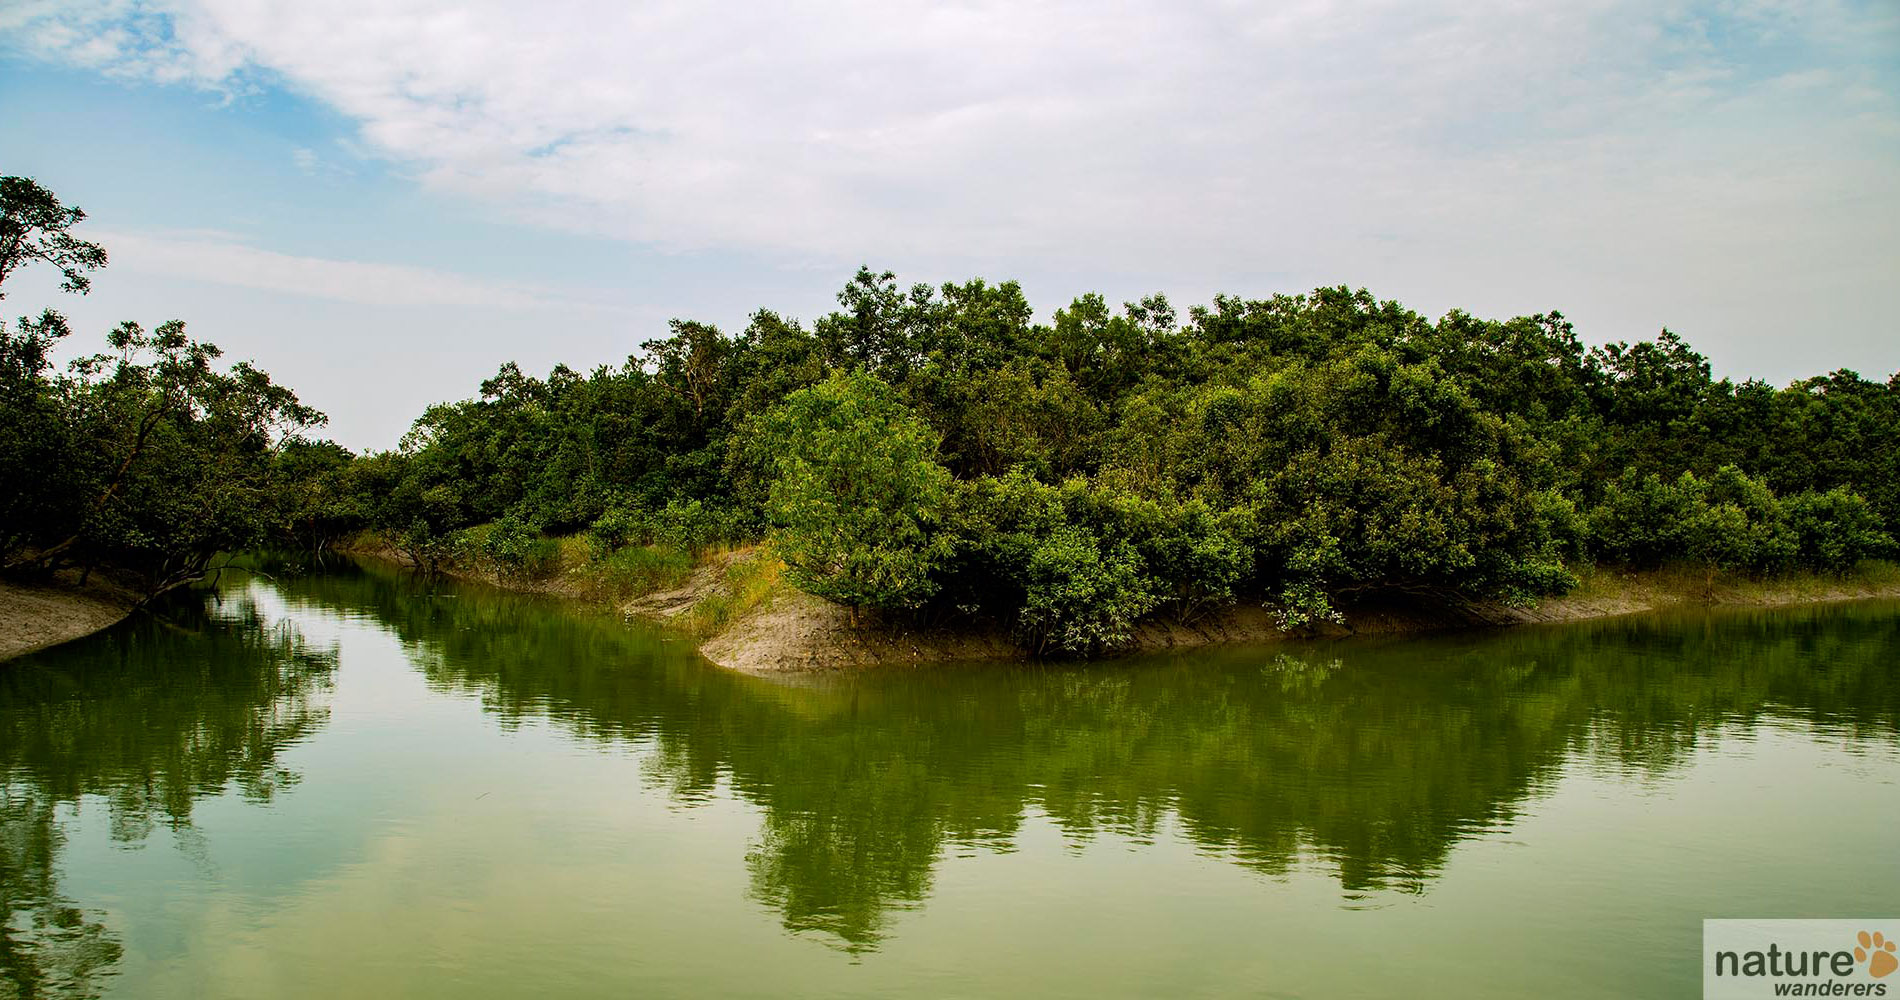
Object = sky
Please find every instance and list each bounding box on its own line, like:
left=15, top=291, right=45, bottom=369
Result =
left=2, top=0, right=1897, bottom=450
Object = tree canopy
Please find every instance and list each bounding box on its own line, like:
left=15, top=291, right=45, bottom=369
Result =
left=294, top=267, right=1896, bottom=655
left=1, top=177, right=322, bottom=600
left=0, top=176, right=107, bottom=297
left=3, top=177, right=1894, bottom=647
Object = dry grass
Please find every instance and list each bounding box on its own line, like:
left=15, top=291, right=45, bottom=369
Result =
left=1564, top=559, right=1900, bottom=607
left=555, top=535, right=592, bottom=572
left=682, top=548, right=785, bottom=639
left=1563, top=562, right=1636, bottom=603
left=1703, top=559, right=1900, bottom=603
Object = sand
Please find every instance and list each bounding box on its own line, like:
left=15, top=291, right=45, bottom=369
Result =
left=0, top=576, right=136, bottom=662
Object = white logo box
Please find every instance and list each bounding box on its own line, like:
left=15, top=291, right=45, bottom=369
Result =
left=1706, top=920, right=1900, bottom=999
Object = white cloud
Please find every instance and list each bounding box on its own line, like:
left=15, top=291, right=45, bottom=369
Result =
left=91, top=230, right=569, bottom=309
left=6, top=0, right=1900, bottom=366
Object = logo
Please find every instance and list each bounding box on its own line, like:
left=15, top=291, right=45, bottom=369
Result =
left=1860, top=932, right=1899, bottom=979
left=1706, top=921, right=1900, bottom=999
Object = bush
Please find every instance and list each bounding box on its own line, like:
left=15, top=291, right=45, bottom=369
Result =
left=740, top=371, right=955, bottom=613
left=1270, top=580, right=1344, bottom=632
left=1015, top=526, right=1157, bottom=656
left=650, top=497, right=753, bottom=553
left=1783, top=488, right=1892, bottom=571
left=1491, top=557, right=1580, bottom=608
left=472, top=514, right=560, bottom=580
left=1588, top=467, right=1892, bottom=578
left=586, top=503, right=644, bottom=559
left=1699, top=465, right=1797, bottom=573
left=1586, top=471, right=1696, bottom=567
left=1078, top=487, right=1247, bottom=623
left=586, top=496, right=758, bottom=560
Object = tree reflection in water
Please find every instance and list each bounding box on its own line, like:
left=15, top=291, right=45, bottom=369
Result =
left=0, top=592, right=336, bottom=998
left=293, top=564, right=1900, bottom=953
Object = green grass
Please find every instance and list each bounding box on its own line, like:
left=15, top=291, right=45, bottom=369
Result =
left=579, top=543, right=696, bottom=601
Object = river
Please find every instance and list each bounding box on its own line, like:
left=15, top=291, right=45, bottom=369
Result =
left=3, top=561, right=1896, bottom=998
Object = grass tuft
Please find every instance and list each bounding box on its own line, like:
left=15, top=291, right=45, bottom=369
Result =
left=578, top=543, right=695, bottom=601
left=683, top=550, right=785, bottom=639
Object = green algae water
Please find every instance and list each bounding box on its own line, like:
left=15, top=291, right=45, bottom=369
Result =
left=3, top=563, right=1897, bottom=999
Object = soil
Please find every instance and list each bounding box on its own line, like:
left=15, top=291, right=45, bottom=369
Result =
left=0, top=574, right=138, bottom=662
left=337, top=543, right=1900, bottom=676
left=695, top=568, right=1900, bottom=675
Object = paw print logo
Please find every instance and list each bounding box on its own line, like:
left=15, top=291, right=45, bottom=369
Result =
left=1858, top=931, right=1899, bottom=979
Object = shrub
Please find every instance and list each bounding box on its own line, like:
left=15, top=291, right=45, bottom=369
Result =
left=586, top=503, right=645, bottom=559
left=650, top=497, right=752, bottom=554
left=740, top=371, right=955, bottom=613
left=1491, top=557, right=1581, bottom=608
left=1783, top=488, right=1892, bottom=572
left=1586, top=471, right=1697, bottom=567
left=1700, top=465, right=1798, bottom=573
left=586, top=496, right=758, bottom=560
left=1015, top=526, right=1157, bottom=656
left=473, top=514, right=560, bottom=580
left=1269, top=580, right=1344, bottom=632
left=1080, top=487, right=1247, bottom=623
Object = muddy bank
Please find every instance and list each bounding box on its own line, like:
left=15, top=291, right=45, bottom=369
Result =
left=691, top=566, right=1900, bottom=675
left=343, top=543, right=1900, bottom=675
left=0, top=575, right=138, bottom=661
left=693, top=590, right=1480, bottom=674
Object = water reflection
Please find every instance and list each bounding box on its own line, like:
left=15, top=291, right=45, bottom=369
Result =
left=0, top=790, right=118, bottom=1000
left=4, top=561, right=1896, bottom=970
left=275, top=565, right=1900, bottom=952
left=0, top=593, right=336, bottom=998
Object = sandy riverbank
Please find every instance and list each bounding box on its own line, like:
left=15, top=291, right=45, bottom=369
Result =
left=0, top=575, right=138, bottom=662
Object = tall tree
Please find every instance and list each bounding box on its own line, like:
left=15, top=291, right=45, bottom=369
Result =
left=0, top=176, right=107, bottom=297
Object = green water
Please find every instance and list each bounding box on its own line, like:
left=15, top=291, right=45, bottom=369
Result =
left=3, top=564, right=1897, bottom=998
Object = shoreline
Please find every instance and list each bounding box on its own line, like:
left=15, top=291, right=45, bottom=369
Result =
left=7, top=549, right=1898, bottom=670
left=698, top=565, right=1900, bottom=673
left=0, top=575, right=139, bottom=662
left=340, top=544, right=1900, bottom=674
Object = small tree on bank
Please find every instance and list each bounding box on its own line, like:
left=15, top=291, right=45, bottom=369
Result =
left=739, top=371, right=954, bottom=619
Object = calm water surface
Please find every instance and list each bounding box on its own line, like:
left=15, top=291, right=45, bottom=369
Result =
left=3, top=563, right=1897, bottom=998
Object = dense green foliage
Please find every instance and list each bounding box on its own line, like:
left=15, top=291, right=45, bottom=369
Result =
left=736, top=371, right=954, bottom=613
left=327, top=270, right=1894, bottom=654
left=2, top=179, right=326, bottom=599
left=4, top=177, right=1895, bottom=642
